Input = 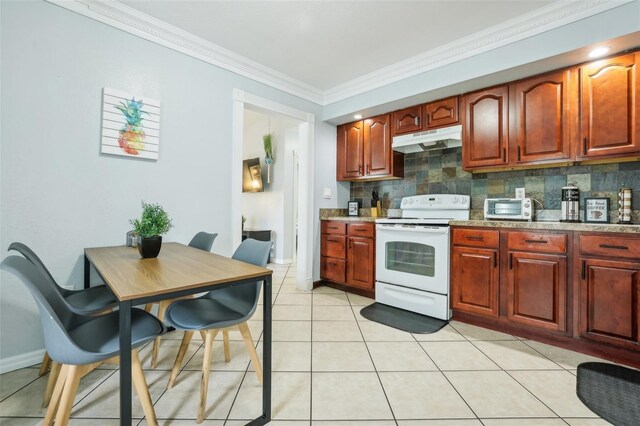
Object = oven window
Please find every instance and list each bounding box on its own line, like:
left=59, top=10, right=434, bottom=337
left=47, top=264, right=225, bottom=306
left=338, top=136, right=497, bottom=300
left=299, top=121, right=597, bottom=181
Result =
left=488, top=201, right=521, bottom=215
left=385, top=241, right=435, bottom=277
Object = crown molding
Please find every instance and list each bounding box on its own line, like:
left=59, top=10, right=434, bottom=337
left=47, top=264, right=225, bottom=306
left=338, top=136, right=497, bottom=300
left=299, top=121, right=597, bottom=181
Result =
left=322, top=0, right=635, bottom=105
left=46, top=0, right=633, bottom=107
left=45, top=0, right=324, bottom=105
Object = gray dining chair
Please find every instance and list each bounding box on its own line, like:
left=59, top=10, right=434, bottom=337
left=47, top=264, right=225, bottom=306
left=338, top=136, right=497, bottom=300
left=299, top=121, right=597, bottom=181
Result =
left=1, top=255, right=167, bottom=426
left=164, top=238, right=271, bottom=423
left=146, top=231, right=218, bottom=368
left=8, top=242, right=119, bottom=406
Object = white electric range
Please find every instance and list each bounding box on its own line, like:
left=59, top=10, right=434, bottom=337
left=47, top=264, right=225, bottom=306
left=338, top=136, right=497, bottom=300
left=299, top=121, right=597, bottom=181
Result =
left=375, top=194, right=470, bottom=320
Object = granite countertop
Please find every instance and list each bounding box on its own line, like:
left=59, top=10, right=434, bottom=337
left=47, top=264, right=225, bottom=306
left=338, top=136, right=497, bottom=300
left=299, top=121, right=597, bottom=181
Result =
left=323, top=216, right=379, bottom=222
left=450, top=220, right=640, bottom=234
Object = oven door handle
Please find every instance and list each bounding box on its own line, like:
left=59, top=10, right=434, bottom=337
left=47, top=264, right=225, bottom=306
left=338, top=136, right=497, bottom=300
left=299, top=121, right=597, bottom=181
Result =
left=376, top=224, right=449, bottom=234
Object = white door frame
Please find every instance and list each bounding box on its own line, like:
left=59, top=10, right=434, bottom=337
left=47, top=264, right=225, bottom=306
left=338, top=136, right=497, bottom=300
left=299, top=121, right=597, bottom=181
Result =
left=232, top=89, right=315, bottom=291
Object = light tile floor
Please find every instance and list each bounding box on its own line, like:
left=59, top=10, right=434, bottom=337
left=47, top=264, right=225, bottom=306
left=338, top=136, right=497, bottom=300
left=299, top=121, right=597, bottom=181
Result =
left=0, top=263, right=614, bottom=425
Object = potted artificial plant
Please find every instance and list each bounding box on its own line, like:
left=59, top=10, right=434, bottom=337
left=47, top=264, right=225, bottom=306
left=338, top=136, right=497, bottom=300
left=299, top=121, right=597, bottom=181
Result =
left=263, top=133, right=273, bottom=183
left=130, top=201, right=173, bottom=258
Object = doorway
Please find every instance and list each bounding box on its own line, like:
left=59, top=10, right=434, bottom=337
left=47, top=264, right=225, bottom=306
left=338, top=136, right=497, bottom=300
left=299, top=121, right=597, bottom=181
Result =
left=231, top=90, right=315, bottom=291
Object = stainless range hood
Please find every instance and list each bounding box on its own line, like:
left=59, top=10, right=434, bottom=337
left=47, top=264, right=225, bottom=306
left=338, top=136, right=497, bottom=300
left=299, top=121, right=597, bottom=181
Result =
left=392, top=124, right=462, bottom=154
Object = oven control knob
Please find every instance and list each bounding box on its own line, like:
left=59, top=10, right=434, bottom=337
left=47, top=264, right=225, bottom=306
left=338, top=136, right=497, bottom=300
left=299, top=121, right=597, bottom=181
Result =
left=524, top=212, right=530, bottom=217
left=524, top=202, right=530, bottom=208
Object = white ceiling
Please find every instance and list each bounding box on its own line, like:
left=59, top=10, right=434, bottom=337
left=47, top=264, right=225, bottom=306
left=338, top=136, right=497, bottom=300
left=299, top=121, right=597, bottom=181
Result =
left=119, top=0, right=555, bottom=91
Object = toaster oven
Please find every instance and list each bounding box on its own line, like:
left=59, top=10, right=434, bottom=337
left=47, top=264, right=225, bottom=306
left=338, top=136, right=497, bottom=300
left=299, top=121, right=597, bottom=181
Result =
left=484, top=198, right=533, bottom=221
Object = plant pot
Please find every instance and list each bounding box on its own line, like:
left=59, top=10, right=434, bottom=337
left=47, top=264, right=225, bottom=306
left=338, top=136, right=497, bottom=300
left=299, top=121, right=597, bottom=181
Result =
left=138, top=235, right=162, bottom=258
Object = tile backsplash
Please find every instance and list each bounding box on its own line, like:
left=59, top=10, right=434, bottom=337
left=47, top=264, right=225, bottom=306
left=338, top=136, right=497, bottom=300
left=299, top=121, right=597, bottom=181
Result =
left=349, top=147, right=640, bottom=222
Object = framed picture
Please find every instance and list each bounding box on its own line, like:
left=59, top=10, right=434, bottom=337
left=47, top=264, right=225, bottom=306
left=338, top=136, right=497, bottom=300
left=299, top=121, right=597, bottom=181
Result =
left=585, top=198, right=610, bottom=223
left=348, top=201, right=359, bottom=216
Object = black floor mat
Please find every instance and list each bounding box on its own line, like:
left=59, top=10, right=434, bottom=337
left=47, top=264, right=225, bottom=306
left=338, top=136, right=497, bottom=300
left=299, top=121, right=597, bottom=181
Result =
left=360, top=302, right=448, bottom=334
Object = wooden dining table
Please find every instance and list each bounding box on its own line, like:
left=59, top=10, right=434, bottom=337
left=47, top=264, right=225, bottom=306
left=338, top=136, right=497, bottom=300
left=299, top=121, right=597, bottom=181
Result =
left=84, top=242, right=273, bottom=425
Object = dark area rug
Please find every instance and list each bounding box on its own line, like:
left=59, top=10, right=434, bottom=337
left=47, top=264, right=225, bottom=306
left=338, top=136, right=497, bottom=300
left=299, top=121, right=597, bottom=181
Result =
left=360, top=302, right=448, bottom=334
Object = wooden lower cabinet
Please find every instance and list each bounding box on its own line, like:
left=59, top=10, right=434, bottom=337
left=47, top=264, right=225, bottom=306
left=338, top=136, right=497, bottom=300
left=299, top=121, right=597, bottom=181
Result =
left=579, top=257, right=640, bottom=349
left=346, top=237, right=375, bottom=289
left=320, top=220, right=375, bottom=294
left=451, top=246, right=499, bottom=317
left=507, top=251, right=567, bottom=332
left=451, top=227, right=640, bottom=368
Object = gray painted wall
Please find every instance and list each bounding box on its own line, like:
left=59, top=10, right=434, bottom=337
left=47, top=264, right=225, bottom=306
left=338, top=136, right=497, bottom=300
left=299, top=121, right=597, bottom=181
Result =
left=0, top=0, right=343, bottom=368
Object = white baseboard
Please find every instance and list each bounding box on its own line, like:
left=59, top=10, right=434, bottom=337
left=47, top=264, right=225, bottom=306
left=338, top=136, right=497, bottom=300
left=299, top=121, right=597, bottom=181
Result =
left=0, top=348, right=46, bottom=374
left=272, top=258, right=293, bottom=265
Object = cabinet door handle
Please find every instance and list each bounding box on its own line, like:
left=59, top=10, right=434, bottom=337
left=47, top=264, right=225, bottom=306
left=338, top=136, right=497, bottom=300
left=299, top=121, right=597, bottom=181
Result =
left=465, top=236, right=484, bottom=241
left=583, top=138, right=587, bottom=155
left=359, top=165, right=363, bottom=175
left=517, top=146, right=521, bottom=161
left=493, top=252, right=497, bottom=268
left=509, top=253, right=513, bottom=270
left=581, top=260, right=586, bottom=280
left=525, top=239, right=548, bottom=244
left=366, top=164, right=370, bottom=175
left=414, top=116, right=420, bottom=126
left=599, top=244, right=628, bottom=250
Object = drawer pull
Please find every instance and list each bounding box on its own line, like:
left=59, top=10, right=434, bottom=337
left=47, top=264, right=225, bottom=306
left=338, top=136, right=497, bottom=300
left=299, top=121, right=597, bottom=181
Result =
left=327, top=238, right=341, bottom=243
left=525, top=239, right=548, bottom=244
left=353, top=228, right=367, bottom=232
left=466, top=236, right=484, bottom=241
left=599, top=244, right=628, bottom=250
left=328, top=226, right=339, bottom=230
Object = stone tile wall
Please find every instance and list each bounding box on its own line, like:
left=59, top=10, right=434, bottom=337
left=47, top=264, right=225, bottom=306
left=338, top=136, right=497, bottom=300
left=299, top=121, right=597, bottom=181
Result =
left=350, top=147, right=640, bottom=222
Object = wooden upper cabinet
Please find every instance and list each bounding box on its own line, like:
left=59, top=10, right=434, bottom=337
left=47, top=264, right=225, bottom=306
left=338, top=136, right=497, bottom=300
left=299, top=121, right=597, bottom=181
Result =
left=578, top=52, right=640, bottom=159
left=392, top=105, right=422, bottom=135
left=424, top=96, right=459, bottom=129
left=337, top=121, right=364, bottom=180
left=463, top=86, right=509, bottom=169
left=364, top=114, right=392, bottom=177
left=337, top=115, right=403, bottom=181
left=512, top=70, right=572, bottom=164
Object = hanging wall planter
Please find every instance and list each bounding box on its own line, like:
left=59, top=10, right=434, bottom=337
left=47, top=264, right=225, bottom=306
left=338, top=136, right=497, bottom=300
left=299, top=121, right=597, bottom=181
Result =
left=263, top=133, right=274, bottom=184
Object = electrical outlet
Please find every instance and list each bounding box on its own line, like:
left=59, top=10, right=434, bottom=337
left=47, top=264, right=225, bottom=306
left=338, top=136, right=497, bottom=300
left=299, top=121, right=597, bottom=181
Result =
left=515, top=188, right=525, bottom=199
left=323, top=188, right=331, bottom=199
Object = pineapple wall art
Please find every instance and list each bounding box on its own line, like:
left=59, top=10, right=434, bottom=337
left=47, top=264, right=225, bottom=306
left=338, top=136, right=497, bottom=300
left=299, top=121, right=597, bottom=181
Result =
left=101, top=87, right=161, bottom=160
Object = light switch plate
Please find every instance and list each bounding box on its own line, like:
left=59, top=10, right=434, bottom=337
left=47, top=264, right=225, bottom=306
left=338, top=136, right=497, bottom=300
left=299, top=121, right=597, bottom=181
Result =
left=323, top=188, right=331, bottom=199
left=515, top=187, right=525, bottom=199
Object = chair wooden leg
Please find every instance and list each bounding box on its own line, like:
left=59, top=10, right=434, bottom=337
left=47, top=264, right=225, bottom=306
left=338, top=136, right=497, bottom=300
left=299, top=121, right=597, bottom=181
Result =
left=39, top=352, right=52, bottom=376
left=167, top=331, right=193, bottom=389
left=150, top=300, right=169, bottom=369
left=54, top=364, right=82, bottom=426
left=223, top=330, right=231, bottom=362
left=239, top=322, right=263, bottom=385
left=199, top=330, right=207, bottom=341
left=131, top=350, right=158, bottom=426
left=43, top=361, right=61, bottom=407
left=43, top=364, right=68, bottom=426
left=197, top=329, right=215, bottom=424
left=144, top=303, right=154, bottom=313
